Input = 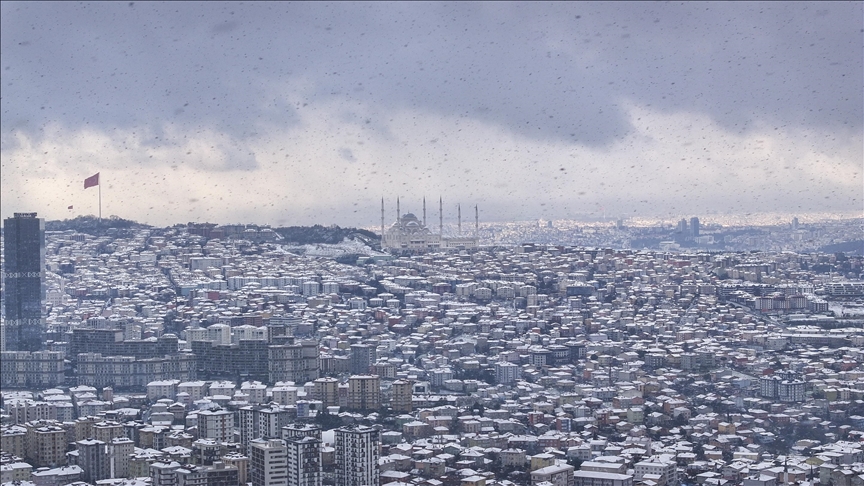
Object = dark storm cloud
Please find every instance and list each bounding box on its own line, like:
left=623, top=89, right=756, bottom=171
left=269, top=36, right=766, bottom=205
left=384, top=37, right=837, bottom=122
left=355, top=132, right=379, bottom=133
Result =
left=2, top=1, right=861, bottom=226
left=2, top=1, right=861, bottom=154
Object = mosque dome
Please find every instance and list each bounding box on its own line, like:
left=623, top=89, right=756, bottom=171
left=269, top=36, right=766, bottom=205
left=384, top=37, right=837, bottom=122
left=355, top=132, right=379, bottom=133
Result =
left=380, top=198, right=478, bottom=252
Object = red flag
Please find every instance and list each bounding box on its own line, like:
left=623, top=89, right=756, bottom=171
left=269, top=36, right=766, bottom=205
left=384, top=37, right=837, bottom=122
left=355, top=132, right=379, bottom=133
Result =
left=68, top=205, right=73, bottom=210
left=84, top=173, right=100, bottom=189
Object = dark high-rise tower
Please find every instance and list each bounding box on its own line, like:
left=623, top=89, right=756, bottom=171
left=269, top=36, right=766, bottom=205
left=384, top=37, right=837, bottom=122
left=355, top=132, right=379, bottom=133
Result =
left=3, top=213, right=45, bottom=351
left=349, top=343, right=375, bottom=375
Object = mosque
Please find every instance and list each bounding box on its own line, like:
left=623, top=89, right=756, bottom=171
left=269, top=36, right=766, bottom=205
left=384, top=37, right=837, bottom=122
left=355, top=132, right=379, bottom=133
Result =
left=381, top=197, right=478, bottom=253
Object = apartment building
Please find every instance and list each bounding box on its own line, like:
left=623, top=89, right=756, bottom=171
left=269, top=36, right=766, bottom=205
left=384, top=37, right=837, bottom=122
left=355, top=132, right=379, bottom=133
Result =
left=391, top=379, right=413, bottom=413
left=268, top=342, right=320, bottom=384
left=198, top=410, right=234, bottom=442
left=287, top=436, right=321, bottom=486
left=25, top=420, right=67, bottom=467
left=250, top=439, right=288, bottom=486
left=313, top=377, right=340, bottom=408
left=334, top=426, right=379, bottom=486
left=347, top=375, right=381, bottom=411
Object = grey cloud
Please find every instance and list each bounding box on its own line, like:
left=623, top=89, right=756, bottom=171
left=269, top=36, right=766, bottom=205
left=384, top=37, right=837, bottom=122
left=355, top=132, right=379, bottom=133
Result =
left=1, top=1, right=861, bottom=225
left=2, top=1, right=860, bottom=154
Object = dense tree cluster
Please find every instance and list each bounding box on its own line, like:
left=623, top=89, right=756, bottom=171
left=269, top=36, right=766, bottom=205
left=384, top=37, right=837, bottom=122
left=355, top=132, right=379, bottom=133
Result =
left=275, top=224, right=379, bottom=245
left=45, top=215, right=145, bottom=236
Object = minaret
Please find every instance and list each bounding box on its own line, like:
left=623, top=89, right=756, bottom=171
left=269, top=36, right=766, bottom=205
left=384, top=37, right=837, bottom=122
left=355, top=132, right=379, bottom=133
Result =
left=423, top=197, right=427, bottom=227
left=458, top=204, right=462, bottom=235
left=475, top=205, right=479, bottom=237
left=396, top=197, right=400, bottom=224
left=381, top=198, right=385, bottom=246
left=439, top=197, right=443, bottom=236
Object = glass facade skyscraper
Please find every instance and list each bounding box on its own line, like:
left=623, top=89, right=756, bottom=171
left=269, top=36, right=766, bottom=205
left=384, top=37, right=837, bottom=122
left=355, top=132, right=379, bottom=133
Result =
left=3, top=212, right=45, bottom=351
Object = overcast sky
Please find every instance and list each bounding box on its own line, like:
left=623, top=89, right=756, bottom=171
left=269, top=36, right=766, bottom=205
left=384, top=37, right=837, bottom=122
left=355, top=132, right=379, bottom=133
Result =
left=2, top=1, right=861, bottom=227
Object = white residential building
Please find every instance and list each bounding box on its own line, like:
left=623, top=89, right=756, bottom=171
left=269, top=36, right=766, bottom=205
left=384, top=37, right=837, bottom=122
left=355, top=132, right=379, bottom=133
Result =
left=146, top=380, right=180, bottom=401
left=250, top=438, right=288, bottom=486
left=287, top=436, right=321, bottom=486
left=198, top=409, right=234, bottom=442
left=495, top=361, right=521, bottom=385
left=177, top=381, right=209, bottom=401
left=335, top=426, right=379, bottom=486
left=634, top=458, right=678, bottom=486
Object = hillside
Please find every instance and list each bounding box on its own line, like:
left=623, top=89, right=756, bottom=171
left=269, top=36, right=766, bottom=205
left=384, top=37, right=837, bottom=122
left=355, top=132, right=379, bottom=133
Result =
left=45, top=215, right=148, bottom=235
left=274, top=225, right=380, bottom=246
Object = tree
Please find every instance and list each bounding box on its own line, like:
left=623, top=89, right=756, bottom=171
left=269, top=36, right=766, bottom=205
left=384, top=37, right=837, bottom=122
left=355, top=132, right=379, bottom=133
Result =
left=673, top=414, right=689, bottom=427
left=162, top=310, right=183, bottom=335
left=471, top=403, right=485, bottom=416
left=314, top=409, right=342, bottom=430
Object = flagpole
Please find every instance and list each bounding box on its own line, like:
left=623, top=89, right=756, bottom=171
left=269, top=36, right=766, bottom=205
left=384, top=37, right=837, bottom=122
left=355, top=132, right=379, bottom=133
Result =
left=98, top=182, right=102, bottom=222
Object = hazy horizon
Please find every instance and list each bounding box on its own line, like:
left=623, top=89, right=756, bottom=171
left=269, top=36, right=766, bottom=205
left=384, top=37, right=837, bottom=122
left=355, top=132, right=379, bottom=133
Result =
left=35, top=209, right=863, bottom=232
